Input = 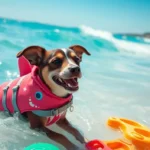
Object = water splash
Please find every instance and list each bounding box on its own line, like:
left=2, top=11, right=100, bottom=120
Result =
left=80, top=25, right=150, bottom=57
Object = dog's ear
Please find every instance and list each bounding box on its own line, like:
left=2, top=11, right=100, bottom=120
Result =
left=69, top=45, right=91, bottom=60
left=16, top=46, right=46, bottom=66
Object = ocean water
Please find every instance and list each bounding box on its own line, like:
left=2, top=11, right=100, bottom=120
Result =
left=0, top=17, right=150, bottom=150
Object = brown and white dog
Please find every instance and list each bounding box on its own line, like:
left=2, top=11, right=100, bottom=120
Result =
left=16, top=45, right=91, bottom=149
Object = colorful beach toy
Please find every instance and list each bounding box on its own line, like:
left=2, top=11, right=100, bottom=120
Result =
left=107, top=117, right=150, bottom=149
left=86, top=140, right=112, bottom=150
left=86, top=117, right=150, bottom=150
left=24, top=143, right=60, bottom=150
left=86, top=139, right=135, bottom=150
left=104, top=139, right=135, bottom=150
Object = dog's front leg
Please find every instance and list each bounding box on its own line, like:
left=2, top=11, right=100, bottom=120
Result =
left=27, top=112, right=78, bottom=150
left=57, top=117, right=88, bottom=144
left=42, top=127, right=79, bottom=150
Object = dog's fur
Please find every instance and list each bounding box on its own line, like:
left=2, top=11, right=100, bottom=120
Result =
left=16, top=45, right=90, bottom=149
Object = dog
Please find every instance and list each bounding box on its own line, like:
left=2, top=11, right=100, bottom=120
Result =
left=0, top=45, right=91, bottom=149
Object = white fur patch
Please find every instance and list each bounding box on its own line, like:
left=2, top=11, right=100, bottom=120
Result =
left=60, top=48, right=78, bottom=78
left=48, top=71, right=71, bottom=97
left=61, top=48, right=77, bottom=66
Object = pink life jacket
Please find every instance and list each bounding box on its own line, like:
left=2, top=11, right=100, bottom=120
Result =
left=0, top=56, right=73, bottom=119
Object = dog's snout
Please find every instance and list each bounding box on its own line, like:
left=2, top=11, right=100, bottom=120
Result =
left=69, top=66, right=80, bottom=74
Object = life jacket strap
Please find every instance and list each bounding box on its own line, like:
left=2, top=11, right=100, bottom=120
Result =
left=2, top=75, right=73, bottom=118
left=12, top=76, right=25, bottom=113
left=32, top=98, right=73, bottom=117
left=2, top=81, right=13, bottom=115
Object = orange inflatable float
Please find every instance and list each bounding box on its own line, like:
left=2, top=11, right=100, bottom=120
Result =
left=86, top=139, right=135, bottom=150
left=107, top=117, right=150, bottom=150
left=104, top=139, right=135, bottom=150
left=86, top=117, right=150, bottom=150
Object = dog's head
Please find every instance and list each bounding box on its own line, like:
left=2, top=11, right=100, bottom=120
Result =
left=17, top=45, right=90, bottom=97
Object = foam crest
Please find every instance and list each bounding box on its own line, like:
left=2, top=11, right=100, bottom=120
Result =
left=80, top=25, right=150, bottom=57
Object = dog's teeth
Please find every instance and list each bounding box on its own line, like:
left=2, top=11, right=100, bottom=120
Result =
left=68, top=84, right=72, bottom=87
left=58, top=78, right=62, bottom=83
left=73, top=78, right=77, bottom=83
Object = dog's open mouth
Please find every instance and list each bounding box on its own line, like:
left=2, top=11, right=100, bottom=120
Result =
left=52, top=76, right=79, bottom=91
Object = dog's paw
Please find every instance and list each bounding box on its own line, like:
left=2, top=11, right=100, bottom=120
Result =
left=69, top=145, right=86, bottom=150
left=67, top=145, right=85, bottom=150
left=76, top=136, right=87, bottom=144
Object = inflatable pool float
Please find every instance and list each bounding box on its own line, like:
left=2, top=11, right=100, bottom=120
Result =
left=86, top=140, right=112, bottom=150
left=107, top=117, right=150, bottom=149
left=86, top=117, right=150, bottom=150
left=86, top=139, right=135, bottom=150
left=104, top=139, right=135, bottom=150
left=24, top=143, right=60, bottom=150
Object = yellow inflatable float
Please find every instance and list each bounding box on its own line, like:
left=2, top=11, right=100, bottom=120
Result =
left=106, top=117, right=150, bottom=150
left=86, top=117, right=150, bottom=150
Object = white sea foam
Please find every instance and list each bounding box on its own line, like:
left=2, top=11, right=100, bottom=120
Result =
left=80, top=25, right=150, bottom=57
left=54, top=29, right=60, bottom=33
left=144, top=38, right=150, bottom=43
left=5, top=70, right=19, bottom=80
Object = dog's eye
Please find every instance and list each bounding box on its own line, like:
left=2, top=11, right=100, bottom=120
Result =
left=52, top=58, right=62, bottom=66
left=74, top=57, right=81, bottom=64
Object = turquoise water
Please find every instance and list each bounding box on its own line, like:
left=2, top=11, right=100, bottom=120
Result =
left=0, top=17, right=150, bottom=149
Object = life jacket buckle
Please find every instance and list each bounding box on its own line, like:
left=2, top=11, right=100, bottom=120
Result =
left=70, top=105, right=74, bottom=112
left=51, top=109, right=57, bottom=116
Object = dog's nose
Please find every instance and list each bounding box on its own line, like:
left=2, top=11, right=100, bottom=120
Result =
left=69, top=66, right=80, bottom=74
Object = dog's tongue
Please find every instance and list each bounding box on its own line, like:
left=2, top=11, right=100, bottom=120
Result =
left=64, top=79, right=78, bottom=87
